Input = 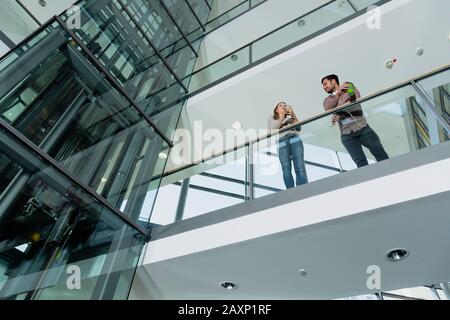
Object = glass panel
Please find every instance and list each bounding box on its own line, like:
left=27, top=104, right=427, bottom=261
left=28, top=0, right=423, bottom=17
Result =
left=206, top=1, right=249, bottom=32
left=417, top=68, right=450, bottom=129
left=385, top=286, right=439, bottom=300
left=252, top=0, right=354, bottom=62
left=208, top=0, right=245, bottom=22
left=0, top=23, right=170, bottom=225
left=188, top=46, right=250, bottom=92
left=121, top=0, right=185, bottom=50
left=0, top=1, right=39, bottom=44
left=164, top=0, right=202, bottom=35
left=187, top=0, right=211, bottom=25
left=185, top=0, right=384, bottom=92
left=352, top=0, right=385, bottom=10
left=151, top=148, right=247, bottom=225
left=59, top=0, right=192, bottom=125
left=151, top=72, right=450, bottom=223
left=0, top=128, right=144, bottom=300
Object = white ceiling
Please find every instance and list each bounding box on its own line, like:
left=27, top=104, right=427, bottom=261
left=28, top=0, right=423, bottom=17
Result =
left=167, top=0, right=450, bottom=173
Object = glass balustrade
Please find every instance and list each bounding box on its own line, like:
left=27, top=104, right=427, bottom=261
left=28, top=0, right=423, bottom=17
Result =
left=0, top=127, right=144, bottom=300
left=151, top=148, right=247, bottom=225
left=417, top=68, right=450, bottom=127
left=186, top=0, right=391, bottom=93
left=150, top=67, right=450, bottom=226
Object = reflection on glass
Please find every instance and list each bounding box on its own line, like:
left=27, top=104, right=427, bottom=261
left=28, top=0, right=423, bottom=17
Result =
left=253, top=85, right=444, bottom=197
left=206, top=1, right=249, bottom=32
left=187, top=0, right=392, bottom=93
left=252, top=0, right=354, bottom=62
left=417, top=69, right=450, bottom=135
left=0, top=129, right=144, bottom=300
left=0, top=23, right=170, bottom=225
left=352, top=0, right=385, bottom=10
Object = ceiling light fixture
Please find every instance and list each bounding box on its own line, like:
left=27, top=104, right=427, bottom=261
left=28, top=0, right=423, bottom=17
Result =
left=386, top=248, right=409, bottom=262
left=232, top=121, right=242, bottom=130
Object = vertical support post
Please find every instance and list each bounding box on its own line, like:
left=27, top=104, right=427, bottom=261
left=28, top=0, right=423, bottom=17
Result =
left=245, top=143, right=255, bottom=201
left=175, top=178, right=190, bottom=221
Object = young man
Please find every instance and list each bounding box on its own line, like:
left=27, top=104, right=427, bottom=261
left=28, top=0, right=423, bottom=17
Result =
left=321, top=74, right=389, bottom=168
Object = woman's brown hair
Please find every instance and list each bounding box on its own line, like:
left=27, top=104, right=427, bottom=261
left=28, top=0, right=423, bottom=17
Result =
left=273, top=102, right=286, bottom=120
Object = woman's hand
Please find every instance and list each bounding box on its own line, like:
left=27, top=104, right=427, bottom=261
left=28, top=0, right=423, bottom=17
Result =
left=332, top=114, right=340, bottom=125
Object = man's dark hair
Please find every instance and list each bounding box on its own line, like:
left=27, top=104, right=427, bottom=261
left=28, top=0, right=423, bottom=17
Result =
left=321, top=74, right=340, bottom=85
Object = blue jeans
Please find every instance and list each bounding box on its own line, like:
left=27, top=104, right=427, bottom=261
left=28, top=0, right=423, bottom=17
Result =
left=278, top=134, right=308, bottom=189
left=341, top=125, right=389, bottom=168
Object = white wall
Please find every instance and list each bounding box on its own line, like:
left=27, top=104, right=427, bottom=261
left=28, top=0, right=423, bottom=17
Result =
left=167, top=0, right=450, bottom=172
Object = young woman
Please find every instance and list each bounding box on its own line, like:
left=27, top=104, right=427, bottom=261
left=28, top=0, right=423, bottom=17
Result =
left=268, top=102, right=308, bottom=189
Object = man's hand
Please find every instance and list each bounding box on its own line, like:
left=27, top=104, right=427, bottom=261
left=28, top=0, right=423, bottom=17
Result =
left=341, top=82, right=349, bottom=92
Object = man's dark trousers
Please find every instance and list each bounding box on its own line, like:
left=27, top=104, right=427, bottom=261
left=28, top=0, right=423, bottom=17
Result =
left=341, top=125, right=389, bottom=168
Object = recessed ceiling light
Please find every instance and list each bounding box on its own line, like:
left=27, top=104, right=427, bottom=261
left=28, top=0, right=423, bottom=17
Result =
left=386, top=248, right=409, bottom=262
left=231, top=54, right=238, bottom=61
left=298, top=268, right=307, bottom=276
left=232, top=121, right=242, bottom=130
left=220, top=281, right=238, bottom=290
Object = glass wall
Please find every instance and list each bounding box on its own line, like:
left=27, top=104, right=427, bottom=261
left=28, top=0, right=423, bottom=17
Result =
left=187, top=0, right=391, bottom=93
left=0, top=1, right=40, bottom=44
left=0, top=0, right=212, bottom=300
left=0, top=22, right=171, bottom=226
left=0, top=126, right=145, bottom=300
